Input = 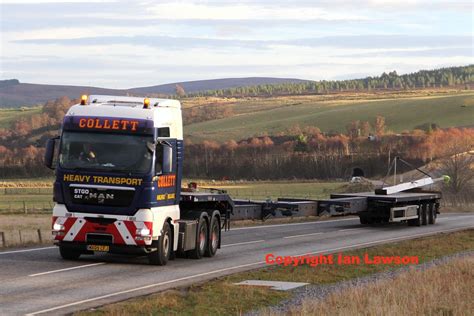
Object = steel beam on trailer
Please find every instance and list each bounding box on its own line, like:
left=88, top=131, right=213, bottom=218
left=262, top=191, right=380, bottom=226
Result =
left=375, top=177, right=434, bottom=195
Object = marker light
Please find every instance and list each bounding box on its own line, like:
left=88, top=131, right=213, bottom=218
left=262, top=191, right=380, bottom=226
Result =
left=143, top=98, right=151, bottom=109
left=80, top=94, right=88, bottom=105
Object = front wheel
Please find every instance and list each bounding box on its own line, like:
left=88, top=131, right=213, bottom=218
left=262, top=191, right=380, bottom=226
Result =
left=148, top=222, right=171, bottom=266
left=59, top=246, right=81, bottom=260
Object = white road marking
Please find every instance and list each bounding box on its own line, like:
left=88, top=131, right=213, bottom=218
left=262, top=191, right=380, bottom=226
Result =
left=26, top=226, right=470, bottom=315
left=222, top=240, right=265, bottom=248
left=338, top=228, right=364, bottom=232
left=283, top=232, right=324, bottom=239
left=229, top=217, right=357, bottom=231
left=0, top=246, right=55, bottom=255
left=29, top=263, right=106, bottom=277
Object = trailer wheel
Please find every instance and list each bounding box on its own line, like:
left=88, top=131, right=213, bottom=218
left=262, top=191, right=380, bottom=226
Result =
left=59, top=246, right=81, bottom=260
left=408, top=206, right=422, bottom=226
left=148, top=222, right=171, bottom=266
left=205, top=216, right=220, bottom=257
left=189, top=217, right=208, bottom=259
left=421, top=204, right=428, bottom=225
left=359, top=215, right=369, bottom=225
left=428, top=203, right=436, bottom=224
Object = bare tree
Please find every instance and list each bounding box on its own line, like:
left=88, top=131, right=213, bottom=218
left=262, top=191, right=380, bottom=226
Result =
left=440, top=141, right=474, bottom=206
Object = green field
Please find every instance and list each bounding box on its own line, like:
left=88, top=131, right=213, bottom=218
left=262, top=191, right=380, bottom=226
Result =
left=185, top=92, right=474, bottom=142
left=0, top=107, right=42, bottom=128
left=211, top=181, right=342, bottom=200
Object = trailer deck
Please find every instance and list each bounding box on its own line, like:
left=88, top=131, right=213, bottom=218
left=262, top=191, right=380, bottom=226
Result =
left=330, top=191, right=441, bottom=202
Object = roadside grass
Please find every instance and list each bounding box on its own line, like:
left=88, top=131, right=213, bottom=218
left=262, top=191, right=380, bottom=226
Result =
left=184, top=91, right=474, bottom=142
left=286, top=256, right=474, bottom=316
left=77, top=229, right=474, bottom=316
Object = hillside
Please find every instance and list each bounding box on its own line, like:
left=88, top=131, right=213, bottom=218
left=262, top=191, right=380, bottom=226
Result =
left=0, top=77, right=307, bottom=107
left=129, top=77, right=308, bottom=95
left=0, top=83, right=127, bottom=108
left=184, top=91, right=474, bottom=142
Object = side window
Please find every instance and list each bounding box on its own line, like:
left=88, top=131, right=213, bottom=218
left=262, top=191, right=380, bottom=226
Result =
left=155, top=143, right=163, bottom=174
left=157, top=127, right=170, bottom=138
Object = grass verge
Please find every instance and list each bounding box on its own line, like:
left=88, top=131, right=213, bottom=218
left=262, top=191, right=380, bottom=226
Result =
left=0, top=214, right=52, bottom=247
left=287, top=255, right=474, bottom=315
left=77, top=229, right=474, bottom=316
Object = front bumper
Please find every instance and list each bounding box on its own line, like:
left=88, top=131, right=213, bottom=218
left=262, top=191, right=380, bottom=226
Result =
left=56, top=241, right=156, bottom=255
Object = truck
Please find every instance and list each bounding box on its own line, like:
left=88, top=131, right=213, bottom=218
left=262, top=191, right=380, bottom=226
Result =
left=44, top=95, right=443, bottom=266
left=44, top=95, right=233, bottom=265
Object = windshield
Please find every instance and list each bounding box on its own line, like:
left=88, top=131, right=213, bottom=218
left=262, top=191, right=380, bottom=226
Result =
left=59, top=131, right=153, bottom=174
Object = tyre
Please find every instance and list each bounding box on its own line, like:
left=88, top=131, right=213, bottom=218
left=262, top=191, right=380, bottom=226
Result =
left=421, top=204, right=428, bottom=225
left=359, top=215, right=369, bottom=225
left=148, top=222, right=171, bottom=266
left=59, top=246, right=81, bottom=260
left=205, top=216, right=220, bottom=257
left=428, top=203, right=436, bottom=224
left=188, top=217, right=208, bottom=259
left=408, top=206, right=422, bottom=226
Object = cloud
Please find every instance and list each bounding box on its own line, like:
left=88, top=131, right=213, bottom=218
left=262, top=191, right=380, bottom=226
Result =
left=13, top=34, right=471, bottom=51
left=145, top=2, right=369, bottom=21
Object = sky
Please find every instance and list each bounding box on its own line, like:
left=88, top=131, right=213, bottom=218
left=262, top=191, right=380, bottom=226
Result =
left=0, top=0, right=473, bottom=89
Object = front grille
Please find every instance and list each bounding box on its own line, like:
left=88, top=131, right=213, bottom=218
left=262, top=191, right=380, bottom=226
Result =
left=86, top=233, right=113, bottom=244
left=69, top=186, right=135, bottom=207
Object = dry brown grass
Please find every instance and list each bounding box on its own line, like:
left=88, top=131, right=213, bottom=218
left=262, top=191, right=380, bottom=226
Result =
left=0, top=214, right=52, bottom=246
left=288, top=256, right=474, bottom=316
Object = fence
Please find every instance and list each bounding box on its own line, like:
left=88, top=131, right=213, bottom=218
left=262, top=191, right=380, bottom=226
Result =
left=0, top=229, right=52, bottom=248
left=0, top=187, right=53, bottom=213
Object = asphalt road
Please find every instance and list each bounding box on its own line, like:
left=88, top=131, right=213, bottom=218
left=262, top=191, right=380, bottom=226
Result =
left=1, top=213, right=473, bottom=315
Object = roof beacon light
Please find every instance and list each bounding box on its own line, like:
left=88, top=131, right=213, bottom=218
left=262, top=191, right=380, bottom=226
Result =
left=80, top=95, right=88, bottom=105
left=143, top=98, right=151, bottom=109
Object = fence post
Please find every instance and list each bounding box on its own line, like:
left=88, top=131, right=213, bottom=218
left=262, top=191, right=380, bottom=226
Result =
left=0, top=232, right=5, bottom=247
left=19, top=230, right=23, bottom=244
left=37, top=229, right=43, bottom=243
left=23, top=201, right=27, bottom=214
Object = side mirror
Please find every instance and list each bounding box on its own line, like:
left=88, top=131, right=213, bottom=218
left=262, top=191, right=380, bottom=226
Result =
left=45, top=136, right=59, bottom=170
left=162, top=143, right=173, bottom=174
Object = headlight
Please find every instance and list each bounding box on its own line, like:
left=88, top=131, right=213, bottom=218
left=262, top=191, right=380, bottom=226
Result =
left=136, top=227, right=151, bottom=236
left=53, top=223, right=65, bottom=231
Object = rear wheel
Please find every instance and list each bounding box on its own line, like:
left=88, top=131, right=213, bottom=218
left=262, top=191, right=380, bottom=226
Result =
left=59, top=246, right=81, bottom=260
left=148, top=222, right=171, bottom=266
left=205, top=216, right=220, bottom=257
left=408, top=206, right=422, bottom=226
left=189, top=217, right=208, bottom=259
left=421, top=204, right=428, bottom=225
left=428, top=203, right=436, bottom=224
left=359, top=215, right=370, bottom=225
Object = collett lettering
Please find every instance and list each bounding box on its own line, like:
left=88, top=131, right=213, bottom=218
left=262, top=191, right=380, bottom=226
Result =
left=78, top=118, right=139, bottom=132
left=158, top=175, right=176, bottom=188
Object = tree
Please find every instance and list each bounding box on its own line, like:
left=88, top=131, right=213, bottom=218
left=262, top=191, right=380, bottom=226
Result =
left=175, top=84, right=186, bottom=97
left=440, top=145, right=474, bottom=195
left=374, top=116, right=386, bottom=136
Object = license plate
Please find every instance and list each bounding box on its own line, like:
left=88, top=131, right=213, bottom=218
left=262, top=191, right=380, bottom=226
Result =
left=87, top=244, right=110, bottom=252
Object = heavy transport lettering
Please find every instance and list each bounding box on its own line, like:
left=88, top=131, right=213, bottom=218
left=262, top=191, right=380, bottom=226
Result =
left=63, top=174, right=143, bottom=186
